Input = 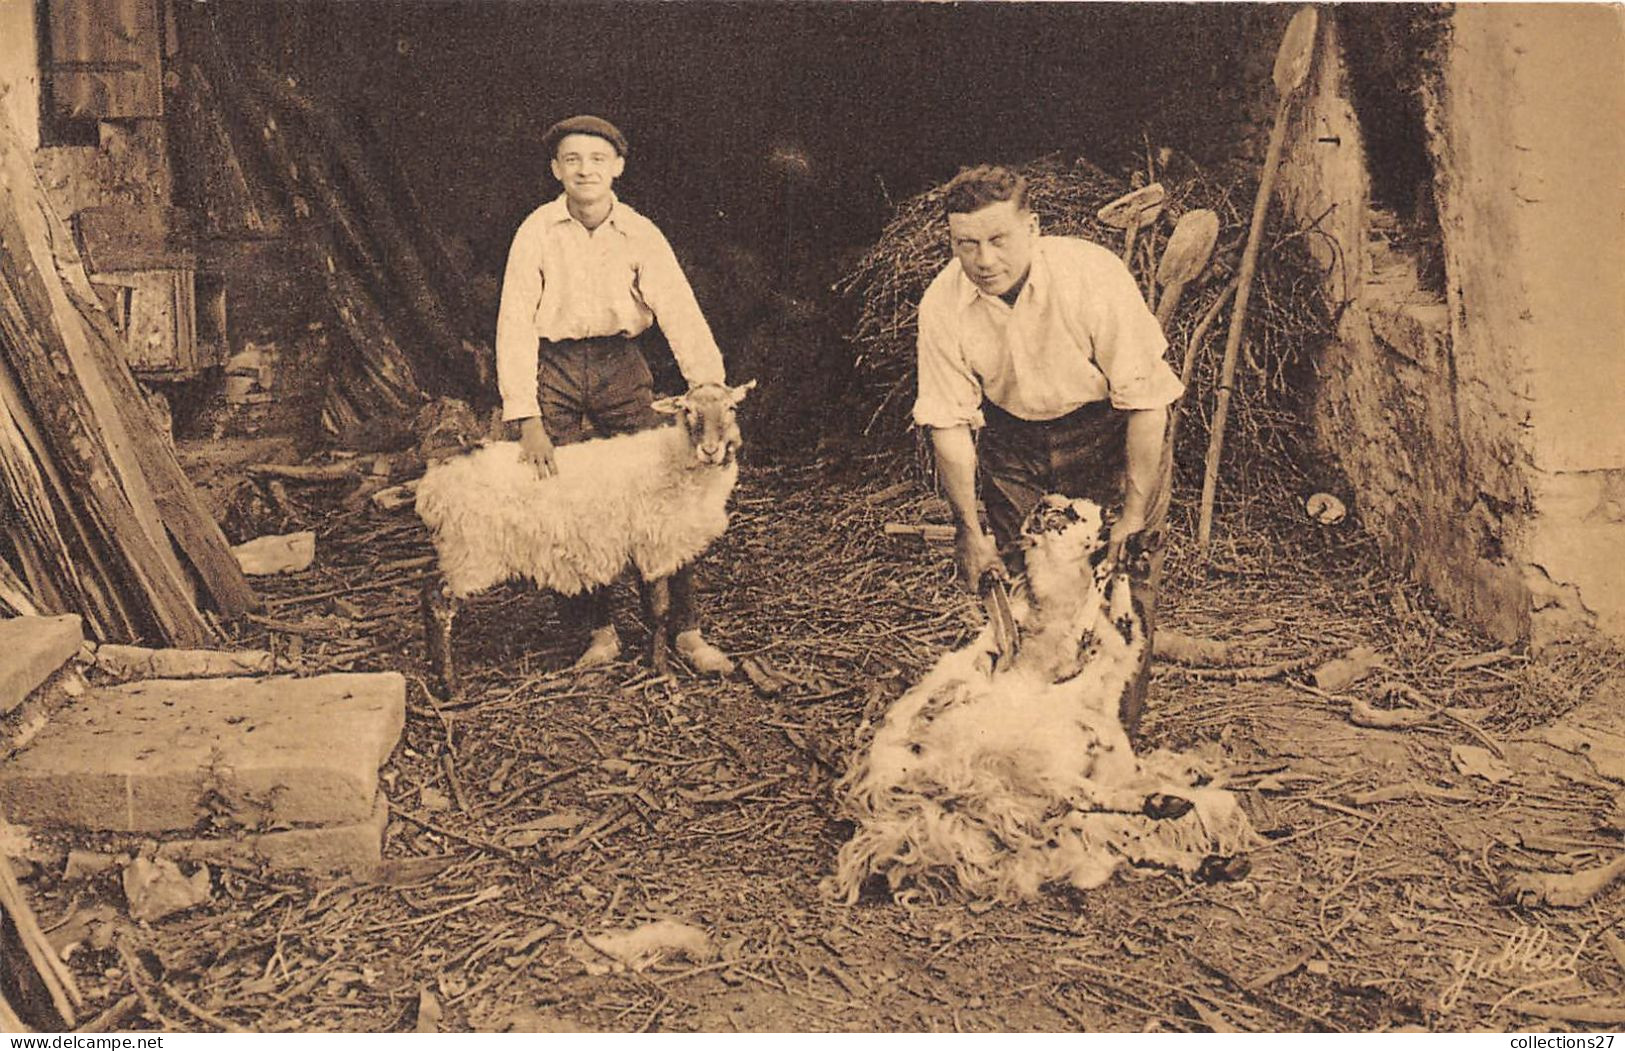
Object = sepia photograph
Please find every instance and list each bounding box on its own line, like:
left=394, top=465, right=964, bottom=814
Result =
left=0, top=0, right=1622, bottom=1036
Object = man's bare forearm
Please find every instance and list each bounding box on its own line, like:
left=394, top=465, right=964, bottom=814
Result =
left=930, top=425, right=983, bottom=535
left=1122, top=405, right=1168, bottom=525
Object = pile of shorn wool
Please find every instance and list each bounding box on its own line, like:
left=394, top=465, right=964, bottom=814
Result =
left=827, top=496, right=1256, bottom=904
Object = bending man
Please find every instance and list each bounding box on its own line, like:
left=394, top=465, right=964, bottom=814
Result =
left=913, top=164, right=1183, bottom=735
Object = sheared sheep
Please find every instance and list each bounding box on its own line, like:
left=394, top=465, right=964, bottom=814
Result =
left=828, top=494, right=1255, bottom=904
left=414, top=380, right=755, bottom=699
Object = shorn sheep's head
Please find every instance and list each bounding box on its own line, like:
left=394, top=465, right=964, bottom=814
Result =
left=652, top=380, right=757, bottom=467
left=1019, top=495, right=1109, bottom=562
left=1017, top=495, right=1117, bottom=598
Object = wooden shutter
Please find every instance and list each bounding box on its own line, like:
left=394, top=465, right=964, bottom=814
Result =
left=48, top=0, right=164, bottom=121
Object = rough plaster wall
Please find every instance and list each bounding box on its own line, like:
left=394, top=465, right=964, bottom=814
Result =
left=0, top=0, right=41, bottom=152
left=1475, top=6, right=1625, bottom=643
left=1275, top=6, right=1625, bottom=646
left=1275, top=12, right=1534, bottom=642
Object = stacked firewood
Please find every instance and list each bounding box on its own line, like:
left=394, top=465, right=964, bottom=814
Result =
left=0, top=107, right=255, bottom=645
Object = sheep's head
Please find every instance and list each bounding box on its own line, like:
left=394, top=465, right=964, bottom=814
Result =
left=652, top=380, right=756, bottom=467
left=1018, top=495, right=1112, bottom=585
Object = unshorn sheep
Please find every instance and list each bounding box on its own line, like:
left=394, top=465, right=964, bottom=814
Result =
left=414, top=380, right=755, bottom=698
left=828, top=494, right=1255, bottom=904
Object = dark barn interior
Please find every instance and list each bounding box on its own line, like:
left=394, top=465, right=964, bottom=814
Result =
left=1, top=1, right=1623, bottom=1035
left=259, top=3, right=1257, bottom=296
left=160, top=2, right=1273, bottom=449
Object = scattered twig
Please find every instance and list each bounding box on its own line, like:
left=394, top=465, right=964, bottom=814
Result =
left=73, top=994, right=139, bottom=1034
left=392, top=809, right=520, bottom=862
left=162, top=981, right=251, bottom=1033
left=677, top=776, right=787, bottom=804
left=1168, top=655, right=1319, bottom=681
left=1506, top=1001, right=1625, bottom=1025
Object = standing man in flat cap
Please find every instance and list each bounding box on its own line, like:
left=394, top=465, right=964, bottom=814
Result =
left=914, top=164, right=1183, bottom=738
left=495, top=114, right=735, bottom=675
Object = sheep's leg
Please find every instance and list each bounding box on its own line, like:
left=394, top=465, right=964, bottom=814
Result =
left=422, top=577, right=462, bottom=701
left=645, top=575, right=672, bottom=676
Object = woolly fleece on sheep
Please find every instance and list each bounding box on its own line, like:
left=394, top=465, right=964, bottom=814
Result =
left=414, top=423, right=736, bottom=599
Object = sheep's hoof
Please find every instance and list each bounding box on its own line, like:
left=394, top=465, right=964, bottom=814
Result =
left=429, top=674, right=463, bottom=705
left=1195, top=854, right=1251, bottom=884
left=1142, top=793, right=1195, bottom=820
left=651, top=636, right=671, bottom=678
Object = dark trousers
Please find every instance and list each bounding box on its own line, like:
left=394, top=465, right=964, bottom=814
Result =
left=976, top=400, right=1168, bottom=735
left=537, top=335, right=698, bottom=637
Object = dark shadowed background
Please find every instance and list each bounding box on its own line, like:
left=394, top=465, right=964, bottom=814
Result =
left=244, top=2, right=1258, bottom=293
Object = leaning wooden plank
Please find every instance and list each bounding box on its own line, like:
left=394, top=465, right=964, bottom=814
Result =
left=0, top=276, right=195, bottom=641
left=0, top=853, right=82, bottom=1026
left=0, top=281, right=205, bottom=643
left=64, top=280, right=260, bottom=619
left=0, top=392, right=82, bottom=615
left=0, top=105, right=257, bottom=621
left=0, top=108, right=197, bottom=606
left=0, top=149, right=209, bottom=645
left=168, top=59, right=276, bottom=237
left=0, top=555, right=40, bottom=618
left=0, top=355, right=132, bottom=636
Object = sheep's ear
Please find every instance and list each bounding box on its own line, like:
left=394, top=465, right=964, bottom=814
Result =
left=727, top=379, right=757, bottom=405
left=651, top=395, right=687, bottom=416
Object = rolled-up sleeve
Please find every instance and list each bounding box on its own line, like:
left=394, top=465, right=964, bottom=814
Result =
left=1089, top=256, right=1184, bottom=411
left=635, top=228, right=726, bottom=387
left=495, top=215, right=545, bottom=422
left=912, top=277, right=985, bottom=430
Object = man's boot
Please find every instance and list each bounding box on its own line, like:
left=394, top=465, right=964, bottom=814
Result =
left=675, top=629, right=734, bottom=676
left=573, top=624, right=622, bottom=671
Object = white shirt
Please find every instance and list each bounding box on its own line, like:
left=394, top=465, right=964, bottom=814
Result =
left=913, top=236, right=1183, bottom=429
left=496, top=194, right=725, bottom=422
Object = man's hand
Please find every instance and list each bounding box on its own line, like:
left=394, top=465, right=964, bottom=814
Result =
left=955, top=526, right=1005, bottom=592
left=1106, top=508, right=1146, bottom=570
left=517, top=417, right=558, bottom=478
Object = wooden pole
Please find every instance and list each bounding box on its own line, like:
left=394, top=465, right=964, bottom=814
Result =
left=1196, top=6, right=1319, bottom=556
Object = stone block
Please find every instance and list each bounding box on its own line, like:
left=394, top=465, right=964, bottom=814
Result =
left=159, top=795, right=389, bottom=877
left=0, top=615, right=83, bottom=714
left=0, top=672, right=404, bottom=832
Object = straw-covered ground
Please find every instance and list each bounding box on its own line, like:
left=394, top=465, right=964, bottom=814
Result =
left=20, top=451, right=1625, bottom=1034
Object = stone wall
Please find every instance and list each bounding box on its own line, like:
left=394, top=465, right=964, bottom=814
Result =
left=1274, top=5, right=1625, bottom=646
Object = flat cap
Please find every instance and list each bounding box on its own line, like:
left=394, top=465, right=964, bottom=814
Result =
left=543, top=114, right=629, bottom=157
